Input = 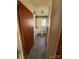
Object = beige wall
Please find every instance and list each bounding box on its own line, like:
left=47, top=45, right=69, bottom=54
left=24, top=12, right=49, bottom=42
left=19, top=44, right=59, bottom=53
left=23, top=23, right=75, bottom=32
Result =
left=46, top=0, right=62, bottom=59
left=17, top=19, right=24, bottom=59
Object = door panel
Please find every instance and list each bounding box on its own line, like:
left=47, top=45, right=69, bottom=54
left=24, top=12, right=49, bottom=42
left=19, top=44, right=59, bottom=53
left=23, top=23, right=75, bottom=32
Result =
left=17, top=1, right=34, bottom=58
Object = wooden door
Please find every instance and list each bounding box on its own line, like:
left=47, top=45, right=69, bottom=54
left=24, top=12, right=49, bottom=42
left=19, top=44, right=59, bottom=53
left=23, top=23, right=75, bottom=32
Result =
left=17, top=1, right=34, bottom=58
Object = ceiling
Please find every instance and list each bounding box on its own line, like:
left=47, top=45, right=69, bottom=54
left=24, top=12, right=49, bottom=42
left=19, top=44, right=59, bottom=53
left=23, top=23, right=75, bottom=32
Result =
left=20, top=0, right=50, bottom=16
left=29, top=0, right=50, bottom=16
left=29, top=0, right=49, bottom=7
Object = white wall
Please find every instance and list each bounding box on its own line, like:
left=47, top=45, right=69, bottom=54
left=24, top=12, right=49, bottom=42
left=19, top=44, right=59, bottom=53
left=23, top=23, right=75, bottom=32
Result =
left=46, top=0, right=62, bottom=59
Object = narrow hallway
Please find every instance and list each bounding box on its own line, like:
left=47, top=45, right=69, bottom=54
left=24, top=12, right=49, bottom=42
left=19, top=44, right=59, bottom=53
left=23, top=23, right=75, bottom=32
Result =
left=17, top=0, right=62, bottom=59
